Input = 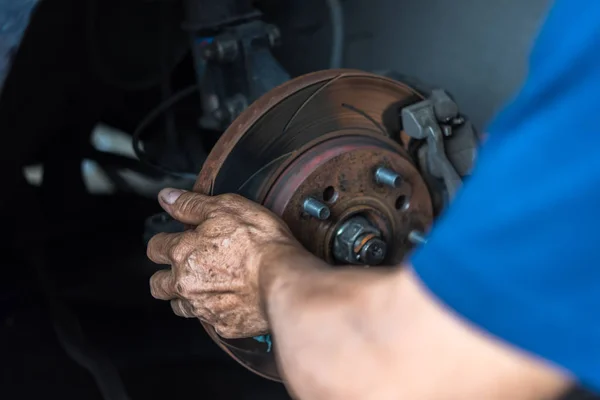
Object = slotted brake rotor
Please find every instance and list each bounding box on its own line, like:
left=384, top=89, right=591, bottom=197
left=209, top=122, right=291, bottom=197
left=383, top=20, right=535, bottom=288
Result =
left=194, top=69, right=434, bottom=381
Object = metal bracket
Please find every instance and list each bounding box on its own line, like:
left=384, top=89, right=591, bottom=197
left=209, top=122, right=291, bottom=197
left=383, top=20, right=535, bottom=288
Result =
left=190, top=19, right=290, bottom=130
left=401, top=90, right=464, bottom=199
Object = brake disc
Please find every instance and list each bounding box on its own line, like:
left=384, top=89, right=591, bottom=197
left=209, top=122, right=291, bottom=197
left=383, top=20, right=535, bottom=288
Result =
left=194, top=69, right=435, bottom=381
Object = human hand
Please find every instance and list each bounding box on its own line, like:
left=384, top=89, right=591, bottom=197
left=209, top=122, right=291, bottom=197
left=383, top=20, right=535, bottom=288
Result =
left=148, top=188, right=304, bottom=338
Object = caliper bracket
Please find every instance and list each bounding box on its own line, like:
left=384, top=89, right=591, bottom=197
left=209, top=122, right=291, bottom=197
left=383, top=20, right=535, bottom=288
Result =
left=401, top=89, right=478, bottom=201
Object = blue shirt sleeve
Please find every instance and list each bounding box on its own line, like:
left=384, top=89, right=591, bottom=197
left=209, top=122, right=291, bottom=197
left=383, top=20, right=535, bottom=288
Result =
left=411, top=0, right=600, bottom=390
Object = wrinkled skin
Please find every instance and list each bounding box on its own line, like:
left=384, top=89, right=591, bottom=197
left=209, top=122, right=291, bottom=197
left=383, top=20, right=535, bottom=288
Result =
left=148, top=189, right=570, bottom=400
left=148, top=188, right=303, bottom=338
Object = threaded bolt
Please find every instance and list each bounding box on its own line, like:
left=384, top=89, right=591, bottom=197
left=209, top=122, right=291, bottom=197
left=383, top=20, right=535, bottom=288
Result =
left=375, top=167, right=402, bottom=188
left=303, top=197, right=331, bottom=220
left=408, top=230, right=427, bottom=245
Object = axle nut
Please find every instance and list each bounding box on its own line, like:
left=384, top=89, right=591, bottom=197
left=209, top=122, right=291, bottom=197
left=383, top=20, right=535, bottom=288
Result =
left=333, top=216, right=387, bottom=265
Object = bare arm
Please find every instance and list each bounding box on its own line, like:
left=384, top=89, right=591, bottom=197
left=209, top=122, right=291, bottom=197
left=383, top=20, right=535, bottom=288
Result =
left=149, top=190, right=570, bottom=400
left=259, top=245, right=569, bottom=399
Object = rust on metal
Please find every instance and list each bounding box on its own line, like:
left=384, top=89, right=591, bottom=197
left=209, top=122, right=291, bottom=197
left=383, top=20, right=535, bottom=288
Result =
left=262, top=133, right=432, bottom=264
left=194, top=69, right=425, bottom=196
left=193, top=69, right=430, bottom=382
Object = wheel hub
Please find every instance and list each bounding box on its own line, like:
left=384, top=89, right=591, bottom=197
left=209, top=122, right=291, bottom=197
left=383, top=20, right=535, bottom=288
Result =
left=262, top=133, right=432, bottom=265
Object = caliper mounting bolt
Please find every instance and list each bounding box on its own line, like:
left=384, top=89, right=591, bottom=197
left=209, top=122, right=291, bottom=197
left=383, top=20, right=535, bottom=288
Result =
left=303, top=197, right=331, bottom=220
left=375, top=167, right=402, bottom=188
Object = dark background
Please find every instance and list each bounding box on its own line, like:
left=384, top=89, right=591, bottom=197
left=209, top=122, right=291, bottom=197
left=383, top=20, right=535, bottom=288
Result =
left=1, top=0, right=594, bottom=399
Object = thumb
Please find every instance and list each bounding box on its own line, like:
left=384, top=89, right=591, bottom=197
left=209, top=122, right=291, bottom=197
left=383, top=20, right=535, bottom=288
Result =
left=158, top=188, right=217, bottom=225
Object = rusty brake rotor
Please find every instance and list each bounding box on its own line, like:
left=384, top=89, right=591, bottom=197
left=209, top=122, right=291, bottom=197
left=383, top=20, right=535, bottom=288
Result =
left=194, top=69, right=434, bottom=381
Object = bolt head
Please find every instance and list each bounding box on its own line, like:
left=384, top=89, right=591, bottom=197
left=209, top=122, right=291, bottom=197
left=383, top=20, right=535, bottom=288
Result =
left=333, top=216, right=383, bottom=265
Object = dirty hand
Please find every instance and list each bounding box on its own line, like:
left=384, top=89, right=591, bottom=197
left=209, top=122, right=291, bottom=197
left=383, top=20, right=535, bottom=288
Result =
left=148, top=188, right=303, bottom=338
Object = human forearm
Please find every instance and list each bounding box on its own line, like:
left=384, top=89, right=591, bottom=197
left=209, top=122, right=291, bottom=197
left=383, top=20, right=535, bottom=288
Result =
left=148, top=190, right=570, bottom=399
left=259, top=249, right=570, bottom=400
left=259, top=248, right=399, bottom=398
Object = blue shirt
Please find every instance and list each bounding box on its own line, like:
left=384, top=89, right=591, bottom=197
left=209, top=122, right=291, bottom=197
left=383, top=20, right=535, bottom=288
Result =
left=411, top=0, right=600, bottom=391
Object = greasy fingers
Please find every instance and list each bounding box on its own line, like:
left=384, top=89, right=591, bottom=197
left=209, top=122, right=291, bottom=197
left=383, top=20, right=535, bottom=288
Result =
left=147, top=232, right=183, bottom=265
left=147, top=189, right=306, bottom=337
left=158, top=188, right=219, bottom=225
left=150, top=269, right=176, bottom=300
left=147, top=230, right=199, bottom=265
left=158, top=189, right=263, bottom=227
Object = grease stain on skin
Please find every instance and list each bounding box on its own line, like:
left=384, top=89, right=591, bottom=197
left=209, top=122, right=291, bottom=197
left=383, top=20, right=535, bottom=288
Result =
left=152, top=192, right=299, bottom=337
